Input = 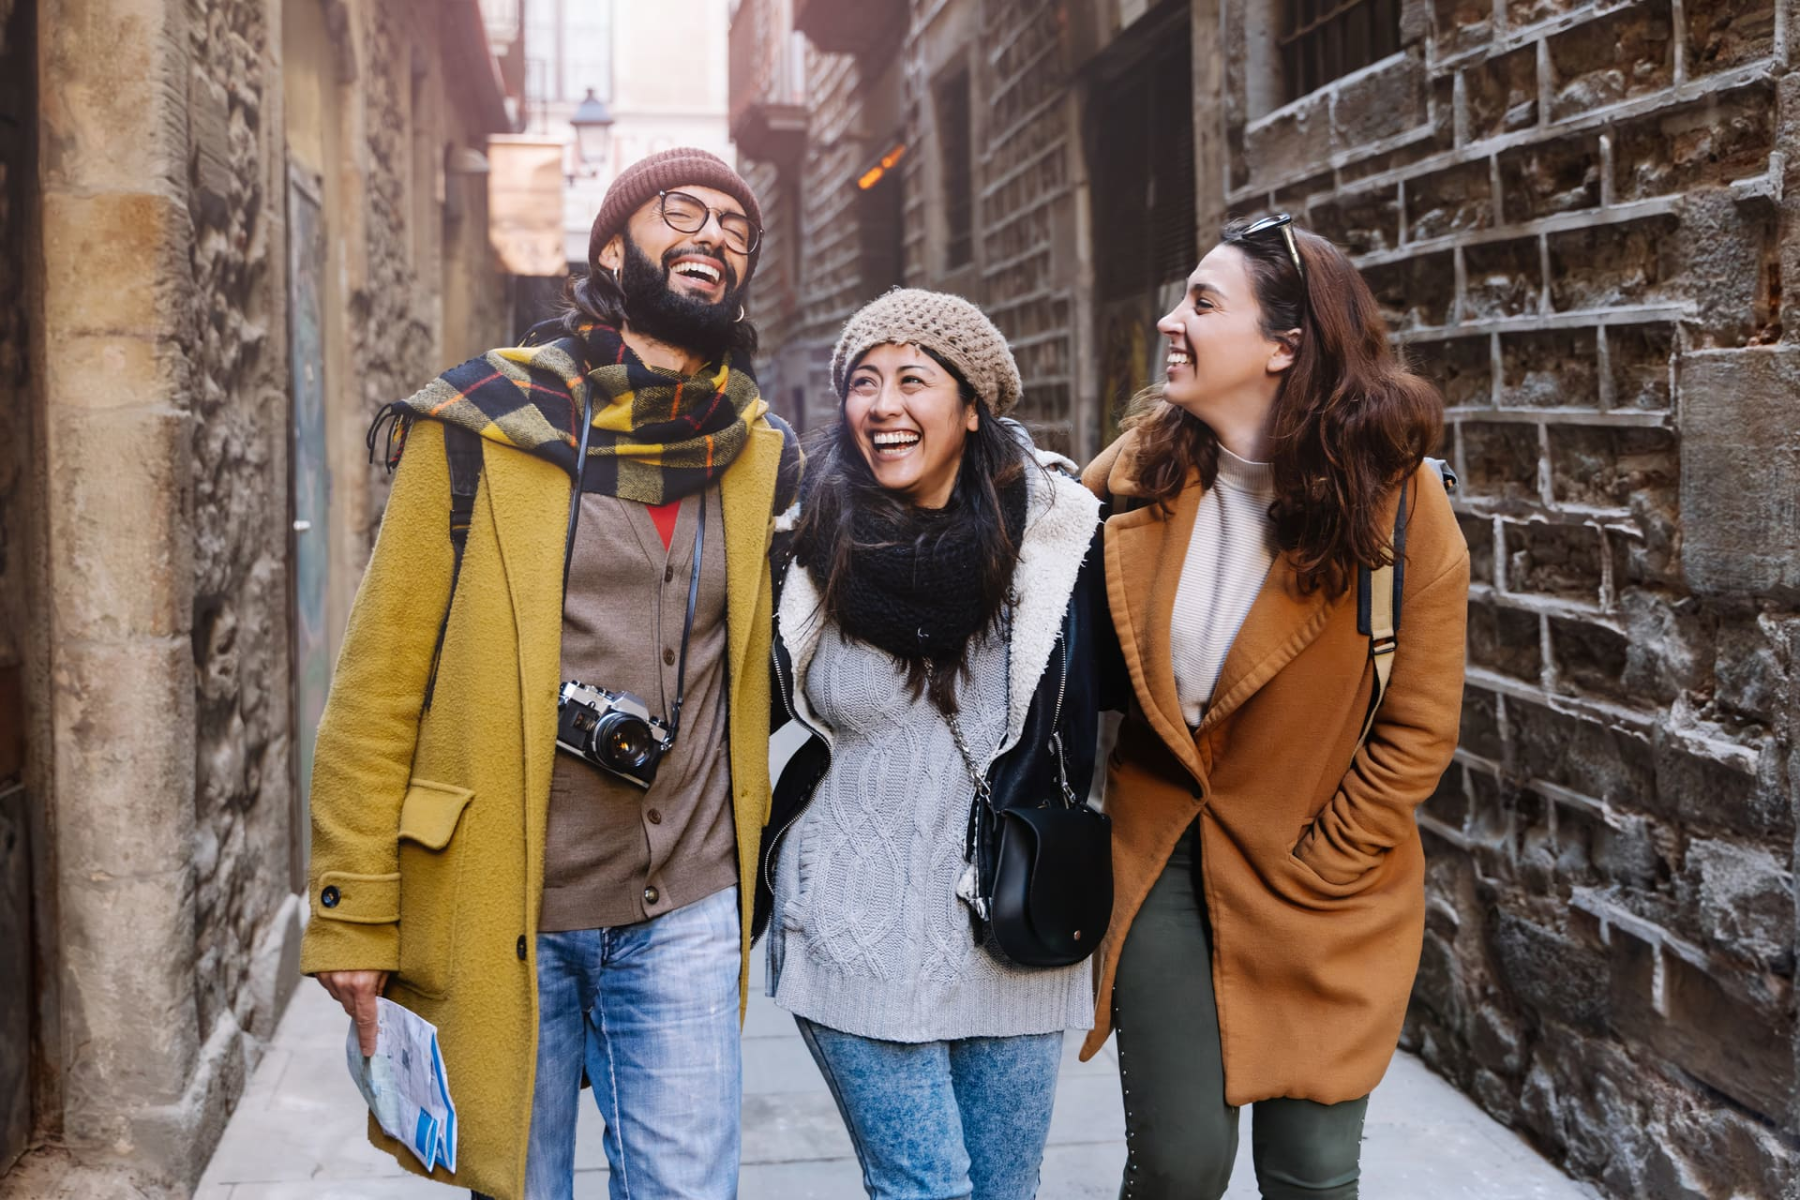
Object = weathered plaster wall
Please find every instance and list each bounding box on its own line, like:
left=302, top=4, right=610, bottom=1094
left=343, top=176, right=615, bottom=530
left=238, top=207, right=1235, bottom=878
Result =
left=1215, top=0, right=1800, bottom=1190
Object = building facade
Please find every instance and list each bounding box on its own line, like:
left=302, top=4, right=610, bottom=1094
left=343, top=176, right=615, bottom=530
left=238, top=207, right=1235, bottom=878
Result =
left=731, top=0, right=1800, bottom=1194
left=518, top=0, right=734, bottom=274
left=0, top=0, right=517, bottom=1193
left=735, top=0, right=1193, bottom=460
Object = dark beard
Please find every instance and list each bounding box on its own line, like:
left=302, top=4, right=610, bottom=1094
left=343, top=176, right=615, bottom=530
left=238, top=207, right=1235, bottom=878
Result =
left=618, top=237, right=743, bottom=362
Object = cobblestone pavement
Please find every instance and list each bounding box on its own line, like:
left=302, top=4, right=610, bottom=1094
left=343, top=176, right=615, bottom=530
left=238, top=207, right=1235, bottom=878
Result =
left=200, top=956, right=1597, bottom=1199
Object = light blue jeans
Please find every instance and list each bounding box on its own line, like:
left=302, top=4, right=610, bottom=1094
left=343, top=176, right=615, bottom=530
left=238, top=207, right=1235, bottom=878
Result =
left=797, top=1016, right=1064, bottom=1200
left=524, top=886, right=742, bottom=1200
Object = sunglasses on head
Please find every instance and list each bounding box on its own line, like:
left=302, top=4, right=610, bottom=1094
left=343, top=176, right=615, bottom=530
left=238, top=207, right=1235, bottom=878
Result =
left=1241, top=212, right=1305, bottom=282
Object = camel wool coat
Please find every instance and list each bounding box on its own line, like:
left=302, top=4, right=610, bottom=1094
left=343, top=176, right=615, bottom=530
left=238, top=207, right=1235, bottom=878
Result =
left=297, top=416, right=790, bottom=1199
left=1078, top=431, right=1469, bottom=1106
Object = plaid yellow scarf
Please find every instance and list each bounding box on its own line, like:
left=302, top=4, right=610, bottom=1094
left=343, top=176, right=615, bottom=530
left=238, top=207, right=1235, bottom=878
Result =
left=375, top=321, right=767, bottom=505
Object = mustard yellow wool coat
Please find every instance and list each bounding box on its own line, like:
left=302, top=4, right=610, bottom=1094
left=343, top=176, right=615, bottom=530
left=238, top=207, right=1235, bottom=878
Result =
left=297, top=417, right=790, bottom=1199
left=1079, top=432, right=1470, bottom=1106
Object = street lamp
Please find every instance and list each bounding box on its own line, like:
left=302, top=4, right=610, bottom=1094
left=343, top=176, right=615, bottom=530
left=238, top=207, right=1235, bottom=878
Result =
left=570, top=88, right=615, bottom=174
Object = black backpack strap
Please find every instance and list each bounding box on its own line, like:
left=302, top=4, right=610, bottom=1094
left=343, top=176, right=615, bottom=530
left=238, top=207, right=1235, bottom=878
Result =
left=422, top=425, right=484, bottom=712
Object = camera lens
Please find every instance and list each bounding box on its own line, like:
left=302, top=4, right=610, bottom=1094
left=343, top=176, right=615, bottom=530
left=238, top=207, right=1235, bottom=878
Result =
left=596, top=713, right=655, bottom=771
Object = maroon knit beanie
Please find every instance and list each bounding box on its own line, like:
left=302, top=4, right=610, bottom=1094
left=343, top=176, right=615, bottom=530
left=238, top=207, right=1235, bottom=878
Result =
left=587, top=147, right=764, bottom=284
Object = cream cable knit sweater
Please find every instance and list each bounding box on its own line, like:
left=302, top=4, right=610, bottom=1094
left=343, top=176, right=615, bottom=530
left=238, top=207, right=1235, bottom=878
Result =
left=766, top=459, right=1100, bottom=1042
left=1171, top=446, right=1279, bottom=727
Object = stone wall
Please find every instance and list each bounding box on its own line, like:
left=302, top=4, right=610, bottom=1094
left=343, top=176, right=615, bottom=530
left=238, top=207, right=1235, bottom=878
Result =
left=1213, top=0, right=1800, bottom=1190
left=737, top=0, right=1800, bottom=1191
left=10, top=0, right=515, bottom=1193
left=186, top=0, right=303, bottom=1073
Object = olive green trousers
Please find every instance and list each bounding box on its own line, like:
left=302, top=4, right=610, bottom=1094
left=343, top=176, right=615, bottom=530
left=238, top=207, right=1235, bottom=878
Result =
left=1112, top=824, right=1369, bottom=1200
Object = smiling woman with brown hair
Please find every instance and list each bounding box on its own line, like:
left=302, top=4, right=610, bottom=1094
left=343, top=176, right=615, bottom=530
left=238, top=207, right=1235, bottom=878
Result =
left=756, top=288, right=1117, bottom=1200
left=1081, top=216, right=1470, bottom=1199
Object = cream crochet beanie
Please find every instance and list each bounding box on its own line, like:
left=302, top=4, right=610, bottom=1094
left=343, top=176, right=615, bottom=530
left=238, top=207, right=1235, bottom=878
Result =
left=830, top=288, right=1024, bottom=417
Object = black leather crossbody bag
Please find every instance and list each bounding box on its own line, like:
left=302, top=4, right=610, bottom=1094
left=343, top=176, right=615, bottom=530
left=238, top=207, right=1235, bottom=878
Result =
left=941, top=630, right=1113, bottom=969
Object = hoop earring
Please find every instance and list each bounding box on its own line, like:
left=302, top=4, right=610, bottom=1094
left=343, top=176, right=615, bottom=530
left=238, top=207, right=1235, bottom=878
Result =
left=734, top=304, right=746, bottom=324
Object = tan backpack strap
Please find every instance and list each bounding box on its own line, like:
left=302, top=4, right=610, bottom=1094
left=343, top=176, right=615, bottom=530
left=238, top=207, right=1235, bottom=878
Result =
left=1354, top=474, right=1415, bottom=752
left=1357, top=561, right=1398, bottom=749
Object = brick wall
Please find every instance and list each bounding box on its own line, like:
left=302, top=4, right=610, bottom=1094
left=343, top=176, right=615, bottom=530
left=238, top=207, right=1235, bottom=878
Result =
left=1218, top=0, right=1800, bottom=1191
left=969, top=0, right=1087, bottom=453
left=744, top=50, right=870, bottom=432
left=741, top=0, right=1106, bottom=458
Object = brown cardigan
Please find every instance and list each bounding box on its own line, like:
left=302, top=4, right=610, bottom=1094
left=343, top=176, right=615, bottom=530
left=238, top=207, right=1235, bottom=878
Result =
left=1080, top=431, right=1470, bottom=1106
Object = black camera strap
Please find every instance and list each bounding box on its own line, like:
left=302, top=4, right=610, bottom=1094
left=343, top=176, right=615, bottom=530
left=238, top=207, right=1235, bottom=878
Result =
left=665, top=500, right=703, bottom=743
left=561, top=386, right=705, bottom=749
left=563, top=391, right=597, bottom=597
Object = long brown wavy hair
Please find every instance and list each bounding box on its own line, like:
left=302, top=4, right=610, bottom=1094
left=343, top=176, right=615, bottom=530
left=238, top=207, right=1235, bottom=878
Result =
left=1123, top=217, right=1443, bottom=595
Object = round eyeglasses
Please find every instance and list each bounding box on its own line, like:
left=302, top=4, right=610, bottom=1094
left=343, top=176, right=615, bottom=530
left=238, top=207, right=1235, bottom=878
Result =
left=657, top=190, right=761, bottom=256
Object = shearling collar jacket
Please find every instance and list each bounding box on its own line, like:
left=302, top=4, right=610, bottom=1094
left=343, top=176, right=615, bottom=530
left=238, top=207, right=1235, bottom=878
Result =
left=753, top=446, right=1114, bottom=939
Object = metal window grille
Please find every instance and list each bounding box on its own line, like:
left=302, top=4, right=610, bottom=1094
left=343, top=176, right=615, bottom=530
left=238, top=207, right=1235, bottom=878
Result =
left=858, top=154, right=905, bottom=297
left=937, top=71, right=974, bottom=269
left=1091, top=34, right=1196, bottom=302
left=1280, top=0, right=1401, bottom=101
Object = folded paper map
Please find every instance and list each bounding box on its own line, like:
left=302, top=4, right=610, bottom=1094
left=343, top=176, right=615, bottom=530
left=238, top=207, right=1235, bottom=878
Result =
left=344, top=998, right=457, bottom=1173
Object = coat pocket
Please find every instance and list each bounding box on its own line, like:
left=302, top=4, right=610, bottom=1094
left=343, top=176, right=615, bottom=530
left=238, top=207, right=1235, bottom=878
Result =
left=1288, top=827, right=1387, bottom=899
left=395, top=778, right=475, bottom=998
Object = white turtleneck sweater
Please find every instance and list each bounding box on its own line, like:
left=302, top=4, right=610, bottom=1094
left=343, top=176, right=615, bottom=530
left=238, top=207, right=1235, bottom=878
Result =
left=1170, top=446, right=1279, bottom=727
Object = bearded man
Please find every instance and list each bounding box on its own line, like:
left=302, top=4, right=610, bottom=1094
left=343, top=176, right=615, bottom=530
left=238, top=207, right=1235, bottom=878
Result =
left=300, top=148, right=800, bottom=1200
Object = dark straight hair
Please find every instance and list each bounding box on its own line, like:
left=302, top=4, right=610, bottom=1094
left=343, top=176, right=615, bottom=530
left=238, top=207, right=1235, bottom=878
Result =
left=792, top=347, right=1034, bottom=715
left=1123, top=217, right=1443, bottom=596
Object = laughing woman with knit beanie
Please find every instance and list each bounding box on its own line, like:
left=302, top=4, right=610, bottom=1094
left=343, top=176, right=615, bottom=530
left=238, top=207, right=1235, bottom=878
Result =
left=1080, top=217, right=1469, bottom=1200
left=754, top=289, right=1113, bottom=1200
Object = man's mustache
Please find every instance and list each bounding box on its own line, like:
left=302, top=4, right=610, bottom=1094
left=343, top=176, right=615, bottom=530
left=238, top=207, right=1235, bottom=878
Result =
left=660, top=243, right=739, bottom=294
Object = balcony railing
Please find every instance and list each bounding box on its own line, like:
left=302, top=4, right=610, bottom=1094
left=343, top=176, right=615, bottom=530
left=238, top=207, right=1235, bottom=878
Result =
left=729, top=0, right=808, bottom=166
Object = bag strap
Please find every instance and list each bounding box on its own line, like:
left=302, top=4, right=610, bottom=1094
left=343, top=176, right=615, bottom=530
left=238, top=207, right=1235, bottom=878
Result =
left=1351, top=457, right=1457, bottom=750
left=422, top=425, right=484, bottom=712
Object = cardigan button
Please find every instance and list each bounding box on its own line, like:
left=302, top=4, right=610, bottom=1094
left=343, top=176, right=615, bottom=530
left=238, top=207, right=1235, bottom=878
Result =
left=516, top=935, right=528, bottom=961
left=319, top=885, right=340, bottom=908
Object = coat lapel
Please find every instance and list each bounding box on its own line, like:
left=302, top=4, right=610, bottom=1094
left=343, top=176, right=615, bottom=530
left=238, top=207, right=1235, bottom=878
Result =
left=1104, top=485, right=1204, bottom=781
left=720, top=419, right=782, bottom=696
left=480, top=443, right=572, bottom=915
left=1193, top=553, right=1340, bottom=737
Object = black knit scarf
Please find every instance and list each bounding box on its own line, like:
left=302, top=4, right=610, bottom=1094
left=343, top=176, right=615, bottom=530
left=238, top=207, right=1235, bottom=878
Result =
left=828, top=475, right=1030, bottom=664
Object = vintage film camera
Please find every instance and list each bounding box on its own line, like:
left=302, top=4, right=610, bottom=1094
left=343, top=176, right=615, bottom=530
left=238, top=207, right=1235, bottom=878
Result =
left=556, top=681, right=674, bottom=790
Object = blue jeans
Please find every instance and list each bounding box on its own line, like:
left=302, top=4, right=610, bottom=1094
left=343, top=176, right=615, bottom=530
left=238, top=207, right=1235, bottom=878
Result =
left=797, top=1016, right=1063, bottom=1200
left=524, top=887, right=742, bottom=1200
